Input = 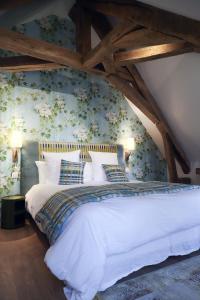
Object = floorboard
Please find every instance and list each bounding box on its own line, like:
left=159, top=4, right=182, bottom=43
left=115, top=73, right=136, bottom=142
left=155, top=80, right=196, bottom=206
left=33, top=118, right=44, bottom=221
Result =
left=0, top=218, right=200, bottom=300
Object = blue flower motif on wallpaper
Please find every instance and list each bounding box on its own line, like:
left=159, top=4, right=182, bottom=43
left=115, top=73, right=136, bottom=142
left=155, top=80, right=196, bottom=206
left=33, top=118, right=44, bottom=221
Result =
left=0, top=15, right=167, bottom=196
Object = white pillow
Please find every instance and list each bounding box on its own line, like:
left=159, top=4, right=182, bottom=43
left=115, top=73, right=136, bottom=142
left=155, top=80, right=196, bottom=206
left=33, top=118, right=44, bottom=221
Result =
left=83, top=162, right=93, bottom=183
left=43, top=150, right=80, bottom=184
left=35, top=161, right=47, bottom=184
left=89, top=151, right=118, bottom=182
left=42, top=150, right=80, bottom=161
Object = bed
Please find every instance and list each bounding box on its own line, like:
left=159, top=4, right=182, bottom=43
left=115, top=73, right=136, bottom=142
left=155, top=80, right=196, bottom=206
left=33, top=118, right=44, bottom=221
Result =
left=22, top=141, right=200, bottom=300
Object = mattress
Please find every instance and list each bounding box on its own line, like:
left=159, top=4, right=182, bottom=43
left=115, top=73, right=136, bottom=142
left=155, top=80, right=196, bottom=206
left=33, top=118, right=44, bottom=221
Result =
left=100, top=224, right=200, bottom=290
left=26, top=181, right=200, bottom=300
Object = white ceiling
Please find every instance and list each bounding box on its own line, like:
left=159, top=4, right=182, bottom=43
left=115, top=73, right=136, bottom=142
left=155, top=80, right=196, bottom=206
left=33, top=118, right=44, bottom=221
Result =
left=0, top=0, right=75, bottom=27
left=139, top=0, right=200, bottom=20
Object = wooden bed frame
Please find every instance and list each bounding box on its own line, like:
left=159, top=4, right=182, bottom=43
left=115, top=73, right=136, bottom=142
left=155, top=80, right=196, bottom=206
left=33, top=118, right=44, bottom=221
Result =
left=38, top=141, right=119, bottom=162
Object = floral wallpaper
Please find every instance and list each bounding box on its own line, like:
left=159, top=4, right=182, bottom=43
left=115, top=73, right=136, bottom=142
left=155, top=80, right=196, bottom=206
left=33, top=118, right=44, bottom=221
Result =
left=0, top=15, right=167, bottom=197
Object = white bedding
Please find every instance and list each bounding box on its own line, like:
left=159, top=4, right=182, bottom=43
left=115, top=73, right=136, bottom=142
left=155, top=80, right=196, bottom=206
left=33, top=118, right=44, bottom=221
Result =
left=26, top=181, right=200, bottom=300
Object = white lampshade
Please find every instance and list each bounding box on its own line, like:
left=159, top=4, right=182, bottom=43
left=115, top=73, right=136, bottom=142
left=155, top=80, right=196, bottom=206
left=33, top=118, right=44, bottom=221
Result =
left=10, top=130, right=22, bottom=148
left=124, top=138, right=135, bottom=151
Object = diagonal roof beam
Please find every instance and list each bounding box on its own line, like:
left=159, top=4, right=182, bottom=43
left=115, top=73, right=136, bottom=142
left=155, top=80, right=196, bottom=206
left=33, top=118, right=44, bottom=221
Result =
left=0, top=56, right=62, bottom=72
left=113, top=29, right=183, bottom=49
left=0, top=0, right=32, bottom=11
left=114, top=42, right=193, bottom=65
left=83, top=0, right=200, bottom=47
left=0, top=54, right=107, bottom=76
left=107, top=74, right=158, bottom=123
left=0, top=27, right=82, bottom=70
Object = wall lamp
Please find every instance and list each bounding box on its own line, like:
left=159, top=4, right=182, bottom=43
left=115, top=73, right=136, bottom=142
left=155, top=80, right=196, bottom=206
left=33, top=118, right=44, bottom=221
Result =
left=10, top=130, right=22, bottom=163
left=124, top=138, right=136, bottom=165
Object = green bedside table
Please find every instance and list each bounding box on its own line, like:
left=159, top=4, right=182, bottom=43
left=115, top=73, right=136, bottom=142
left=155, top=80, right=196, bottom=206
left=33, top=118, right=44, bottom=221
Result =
left=1, top=195, right=26, bottom=229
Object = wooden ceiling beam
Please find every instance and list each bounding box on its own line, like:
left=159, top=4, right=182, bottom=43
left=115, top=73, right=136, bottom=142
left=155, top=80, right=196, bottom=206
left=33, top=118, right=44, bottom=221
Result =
left=0, top=55, right=108, bottom=76
left=113, top=29, right=183, bottom=50
left=0, top=27, right=82, bottom=70
left=83, top=0, right=200, bottom=47
left=81, top=4, right=190, bottom=176
left=0, top=56, right=62, bottom=72
left=83, top=22, right=138, bottom=68
left=83, top=8, right=143, bottom=83
left=115, top=66, right=133, bottom=82
left=114, top=42, right=193, bottom=65
left=2, top=2, right=187, bottom=177
left=0, top=0, right=32, bottom=11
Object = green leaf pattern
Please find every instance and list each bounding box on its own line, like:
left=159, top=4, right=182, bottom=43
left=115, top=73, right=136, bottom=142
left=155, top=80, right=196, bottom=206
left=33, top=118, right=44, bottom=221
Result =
left=0, top=15, right=167, bottom=196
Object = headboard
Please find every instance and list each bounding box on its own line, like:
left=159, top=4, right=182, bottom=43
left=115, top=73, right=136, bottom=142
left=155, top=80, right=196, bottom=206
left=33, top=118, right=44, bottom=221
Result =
left=21, top=141, right=124, bottom=196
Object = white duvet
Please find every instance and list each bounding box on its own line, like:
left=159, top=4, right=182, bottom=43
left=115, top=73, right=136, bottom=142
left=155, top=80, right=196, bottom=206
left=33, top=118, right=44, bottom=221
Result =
left=26, top=181, right=200, bottom=300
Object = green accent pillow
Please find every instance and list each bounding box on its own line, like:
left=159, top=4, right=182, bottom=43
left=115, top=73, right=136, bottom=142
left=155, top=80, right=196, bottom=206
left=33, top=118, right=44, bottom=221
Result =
left=59, top=160, right=85, bottom=185
left=102, top=164, right=129, bottom=182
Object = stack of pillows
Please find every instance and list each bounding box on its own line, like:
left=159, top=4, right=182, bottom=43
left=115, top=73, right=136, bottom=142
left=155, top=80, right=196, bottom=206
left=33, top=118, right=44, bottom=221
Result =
left=35, top=150, right=129, bottom=185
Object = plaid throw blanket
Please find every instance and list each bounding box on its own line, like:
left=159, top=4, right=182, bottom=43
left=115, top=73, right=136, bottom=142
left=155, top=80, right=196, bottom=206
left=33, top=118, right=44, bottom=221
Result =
left=35, top=181, right=200, bottom=245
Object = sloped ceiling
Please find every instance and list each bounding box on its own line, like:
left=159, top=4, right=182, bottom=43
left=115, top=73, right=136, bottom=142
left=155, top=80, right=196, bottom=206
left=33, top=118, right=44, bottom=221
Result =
left=0, top=0, right=200, bottom=166
left=139, top=0, right=200, bottom=20
left=0, top=0, right=75, bottom=27
left=137, top=0, right=200, bottom=163
left=137, top=53, right=200, bottom=163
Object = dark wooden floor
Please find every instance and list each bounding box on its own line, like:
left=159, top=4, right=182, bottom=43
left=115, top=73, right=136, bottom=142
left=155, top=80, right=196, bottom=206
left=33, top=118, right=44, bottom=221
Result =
left=0, top=219, right=200, bottom=300
left=0, top=219, right=66, bottom=300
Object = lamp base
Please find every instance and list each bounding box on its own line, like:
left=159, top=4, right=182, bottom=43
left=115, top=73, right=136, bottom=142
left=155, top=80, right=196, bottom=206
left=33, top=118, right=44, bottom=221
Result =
left=125, top=151, right=131, bottom=165
left=12, top=148, right=18, bottom=162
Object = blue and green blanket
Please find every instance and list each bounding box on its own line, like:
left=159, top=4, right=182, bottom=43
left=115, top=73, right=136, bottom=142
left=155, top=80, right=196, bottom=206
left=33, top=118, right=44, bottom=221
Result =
left=35, top=181, right=200, bottom=245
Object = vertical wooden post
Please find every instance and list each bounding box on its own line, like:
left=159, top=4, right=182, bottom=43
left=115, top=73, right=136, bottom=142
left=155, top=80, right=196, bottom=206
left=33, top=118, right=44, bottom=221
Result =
left=70, top=2, right=91, bottom=56
left=159, top=125, right=178, bottom=182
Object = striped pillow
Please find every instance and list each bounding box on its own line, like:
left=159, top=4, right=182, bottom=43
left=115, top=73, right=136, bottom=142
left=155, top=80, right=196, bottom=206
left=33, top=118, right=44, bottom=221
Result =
left=102, top=164, right=129, bottom=182
left=59, top=160, right=85, bottom=185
